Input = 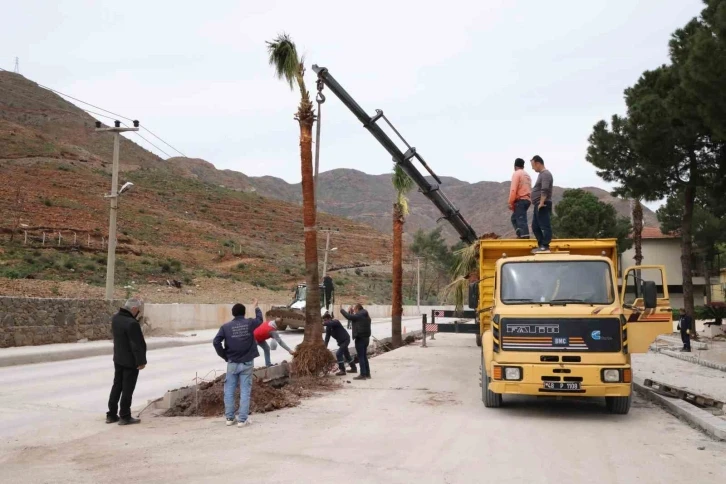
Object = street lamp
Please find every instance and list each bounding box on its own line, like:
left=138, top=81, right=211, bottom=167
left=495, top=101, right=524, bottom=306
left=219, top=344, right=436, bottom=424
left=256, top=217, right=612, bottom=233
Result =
left=95, top=120, right=139, bottom=300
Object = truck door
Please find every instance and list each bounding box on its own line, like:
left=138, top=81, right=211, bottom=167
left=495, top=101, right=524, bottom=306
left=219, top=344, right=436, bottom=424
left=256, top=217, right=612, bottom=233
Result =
left=621, top=265, right=673, bottom=353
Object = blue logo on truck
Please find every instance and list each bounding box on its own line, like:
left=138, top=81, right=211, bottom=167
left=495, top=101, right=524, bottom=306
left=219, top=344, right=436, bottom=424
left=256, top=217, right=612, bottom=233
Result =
left=591, top=330, right=601, bottom=340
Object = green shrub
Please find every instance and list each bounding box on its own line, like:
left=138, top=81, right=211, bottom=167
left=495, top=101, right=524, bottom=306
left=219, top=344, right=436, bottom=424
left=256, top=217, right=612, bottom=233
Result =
left=5, top=270, right=20, bottom=279
left=43, top=199, right=53, bottom=207
left=160, top=262, right=172, bottom=273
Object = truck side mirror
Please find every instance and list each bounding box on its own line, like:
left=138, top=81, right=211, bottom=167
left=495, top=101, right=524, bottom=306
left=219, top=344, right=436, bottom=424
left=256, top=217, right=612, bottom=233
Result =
left=642, top=281, right=657, bottom=309
left=468, top=282, right=479, bottom=309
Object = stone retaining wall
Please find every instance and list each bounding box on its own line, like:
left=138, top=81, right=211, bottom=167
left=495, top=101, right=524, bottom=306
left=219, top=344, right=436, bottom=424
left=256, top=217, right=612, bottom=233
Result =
left=0, top=296, right=124, bottom=347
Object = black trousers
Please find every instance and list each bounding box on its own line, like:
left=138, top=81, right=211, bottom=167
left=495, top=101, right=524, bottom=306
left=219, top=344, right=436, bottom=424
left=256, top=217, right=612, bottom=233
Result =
left=355, top=337, right=370, bottom=377
left=336, top=339, right=352, bottom=364
left=108, top=362, right=140, bottom=419
left=681, top=328, right=691, bottom=351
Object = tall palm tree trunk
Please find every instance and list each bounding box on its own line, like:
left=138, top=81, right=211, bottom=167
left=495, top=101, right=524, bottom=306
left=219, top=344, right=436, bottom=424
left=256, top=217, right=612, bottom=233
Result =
left=299, top=119, right=322, bottom=343
left=392, top=203, right=404, bottom=348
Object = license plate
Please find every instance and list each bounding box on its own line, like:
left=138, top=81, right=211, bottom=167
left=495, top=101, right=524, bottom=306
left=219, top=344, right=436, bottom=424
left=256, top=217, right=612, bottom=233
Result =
left=543, top=382, right=581, bottom=391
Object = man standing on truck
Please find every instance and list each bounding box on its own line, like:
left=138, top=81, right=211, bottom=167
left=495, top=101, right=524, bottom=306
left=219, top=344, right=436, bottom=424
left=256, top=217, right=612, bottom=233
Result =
left=530, top=155, right=553, bottom=253
left=213, top=299, right=262, bottom=428
left=678, top=308, right=693, bottom=352
left=254, top=318, right=294, bottom=367
left=340, top=304, right=372, bottom=380
left=323, top=311, right=357, bottom=376
left=508, top=158, right=532, bottom=239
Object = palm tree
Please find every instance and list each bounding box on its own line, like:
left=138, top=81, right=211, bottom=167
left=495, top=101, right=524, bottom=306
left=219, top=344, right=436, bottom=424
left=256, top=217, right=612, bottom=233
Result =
left=267, top=34, right=331, bottom=374
left=391, top=164, right=414, bottom=348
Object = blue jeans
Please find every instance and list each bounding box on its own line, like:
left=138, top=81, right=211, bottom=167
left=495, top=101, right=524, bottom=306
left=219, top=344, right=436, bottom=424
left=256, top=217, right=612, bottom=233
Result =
left=532, top=201, right=552, bottom=248
left=510, top=199, right=530, bottom=238
left=224, top=361, right=254, bottom=422
left=336, top=340, right=351, bottom=364
left=355, top=337, right=370, bottom=377
left=258, top=341, right=272, bottom=367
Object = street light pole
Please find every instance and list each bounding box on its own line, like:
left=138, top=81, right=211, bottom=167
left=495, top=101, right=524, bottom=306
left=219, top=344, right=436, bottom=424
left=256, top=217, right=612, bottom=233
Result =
left=320, top=227, right=339, bottom=278
left=416, top=257, right=422, bottom=314
left=96, top=120, right=139, bottom=301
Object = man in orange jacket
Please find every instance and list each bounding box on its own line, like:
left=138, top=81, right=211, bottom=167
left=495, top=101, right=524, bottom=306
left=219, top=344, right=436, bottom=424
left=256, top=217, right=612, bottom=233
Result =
left=508, top=158, right=532, bottom=239
left=254, top=319, right=294, bottom=367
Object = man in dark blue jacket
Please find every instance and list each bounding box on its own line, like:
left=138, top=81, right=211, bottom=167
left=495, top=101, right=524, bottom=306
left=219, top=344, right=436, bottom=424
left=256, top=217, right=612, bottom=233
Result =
left=678, top=308, right=693, bottom=352
left=213, top=299, right=262, bottom=427
left=323, top=310, right=357, bottom=376
left=340, top=304, right=372, bottom=381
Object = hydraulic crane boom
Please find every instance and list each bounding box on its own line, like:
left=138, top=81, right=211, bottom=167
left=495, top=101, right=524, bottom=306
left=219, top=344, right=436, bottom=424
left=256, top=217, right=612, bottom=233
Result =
left=312, top=65, right=478, bottom=245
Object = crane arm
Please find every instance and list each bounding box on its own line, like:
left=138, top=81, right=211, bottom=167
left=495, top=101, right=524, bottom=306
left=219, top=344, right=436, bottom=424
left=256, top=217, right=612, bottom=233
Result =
left=312, top=65, right=478, bottom=245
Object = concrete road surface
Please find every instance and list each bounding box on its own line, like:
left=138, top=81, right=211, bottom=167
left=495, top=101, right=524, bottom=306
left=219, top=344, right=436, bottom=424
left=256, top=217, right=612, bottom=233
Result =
left=2, top=333, right=725, bottom=483
left=0, top=316, right=421, bottom=444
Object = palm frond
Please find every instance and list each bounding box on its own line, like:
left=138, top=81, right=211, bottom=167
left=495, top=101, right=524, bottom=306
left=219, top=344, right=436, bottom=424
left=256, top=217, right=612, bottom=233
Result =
left=266, top=33, right=300, bottom=90
left=451, top=241, right=479, bottom=279
left=443, top=276, right=469, bottom=311
left=392, top=163, right=414, bottom=216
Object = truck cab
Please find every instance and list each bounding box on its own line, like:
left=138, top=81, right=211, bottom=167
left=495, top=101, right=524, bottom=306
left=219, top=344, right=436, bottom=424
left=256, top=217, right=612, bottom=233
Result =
left=474, top=239, right=672, bottom=414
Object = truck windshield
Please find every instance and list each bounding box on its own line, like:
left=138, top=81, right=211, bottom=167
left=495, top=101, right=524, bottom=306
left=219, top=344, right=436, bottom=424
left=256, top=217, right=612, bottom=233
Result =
left=295, top=285, right=307, bottom=302
left=500, top=261, right=614, bottom=305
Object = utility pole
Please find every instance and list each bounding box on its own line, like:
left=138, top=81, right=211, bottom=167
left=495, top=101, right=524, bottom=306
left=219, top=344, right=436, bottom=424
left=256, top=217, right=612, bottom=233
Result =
left=95, top=120, right=139, bottom=300
left=415, top=257, right=424, bottom=314
left=13, top=57, right=19, bottom=74
left=320, top=227, right=339, bottom=278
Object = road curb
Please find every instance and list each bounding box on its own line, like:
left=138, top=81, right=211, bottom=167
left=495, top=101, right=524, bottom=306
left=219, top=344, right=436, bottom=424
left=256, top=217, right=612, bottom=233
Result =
left=656, top=335, right=708, bottom=350
left=654, top=348, right=726, bottom=373
left=633, top=378, right=726, bottom=441
left=0, top=339, right=209, bottom=368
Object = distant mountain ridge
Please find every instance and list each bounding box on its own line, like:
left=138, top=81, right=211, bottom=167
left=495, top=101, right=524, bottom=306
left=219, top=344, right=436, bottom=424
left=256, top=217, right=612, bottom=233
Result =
left=167, top=157, right=658, bottom=242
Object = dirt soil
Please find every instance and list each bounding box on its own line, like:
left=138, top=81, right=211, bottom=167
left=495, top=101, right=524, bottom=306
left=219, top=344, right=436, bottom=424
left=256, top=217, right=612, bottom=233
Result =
left=164, top=375, right=342, bottom=417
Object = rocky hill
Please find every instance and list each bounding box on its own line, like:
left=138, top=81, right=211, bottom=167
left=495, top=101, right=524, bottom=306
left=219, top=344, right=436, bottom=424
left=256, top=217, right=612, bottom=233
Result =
left=0, top=71, right=394, bottom=303
left=169, top=161, right=658, bottom=243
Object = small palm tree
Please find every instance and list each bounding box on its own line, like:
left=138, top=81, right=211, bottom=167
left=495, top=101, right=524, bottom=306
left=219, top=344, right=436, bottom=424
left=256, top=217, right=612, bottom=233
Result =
left=391, top=164, right=414, bottom=348
left=267, top=34, right=332, bottom=374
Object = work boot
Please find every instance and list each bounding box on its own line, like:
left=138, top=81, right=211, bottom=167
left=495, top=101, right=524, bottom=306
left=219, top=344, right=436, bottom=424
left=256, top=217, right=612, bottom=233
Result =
left=348, top=362, right=358, bottom=373
left=353, top=375, right=367, bottom=381
left=365, top=374, right=372, bottom=380
left=118, top=417, right=140, bottom=426
left=336, top=363, right=346, bottom=376
left=105, top=415, right=119, bottom=424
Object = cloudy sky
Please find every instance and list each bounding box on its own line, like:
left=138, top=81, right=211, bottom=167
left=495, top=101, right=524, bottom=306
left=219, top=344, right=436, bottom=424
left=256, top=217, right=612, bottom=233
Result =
left=2, top=0, right=705, bottom=208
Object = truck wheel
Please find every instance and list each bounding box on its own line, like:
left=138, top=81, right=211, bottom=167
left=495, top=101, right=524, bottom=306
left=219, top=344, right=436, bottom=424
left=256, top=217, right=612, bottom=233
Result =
left=476, top=332, right=482, bottom=347
left=605, top=393, right=631, bottom=415
left=277, top=323, right=288, bottom=331
left=482, top=353, right=502, bottom=408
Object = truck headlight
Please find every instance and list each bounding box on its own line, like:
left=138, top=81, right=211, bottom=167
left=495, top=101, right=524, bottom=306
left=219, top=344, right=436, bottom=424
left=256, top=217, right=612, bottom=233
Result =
left=602, top=369, right=620, bottom=382
left=504, top=367, right=522, bottom=381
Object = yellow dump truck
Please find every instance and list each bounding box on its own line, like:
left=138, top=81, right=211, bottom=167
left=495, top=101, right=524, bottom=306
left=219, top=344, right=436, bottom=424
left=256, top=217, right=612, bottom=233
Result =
left=471, top=238, right=672, bottom=414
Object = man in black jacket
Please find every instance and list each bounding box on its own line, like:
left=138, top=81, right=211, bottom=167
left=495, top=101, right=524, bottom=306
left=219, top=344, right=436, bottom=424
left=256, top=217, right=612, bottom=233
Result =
left=323, top=310, right=357, bottom=376
left=340, top=304, right=372, bottom=380
left=107, top=298, right=147, bottom=425
left=678, top=308, right=693, bottom=352
left=213, top=299, right=263, bottom=427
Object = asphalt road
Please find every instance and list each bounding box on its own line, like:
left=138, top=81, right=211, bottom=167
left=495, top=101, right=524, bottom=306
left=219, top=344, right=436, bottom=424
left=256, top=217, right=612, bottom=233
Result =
left=2, top=332, right=725, bottom=483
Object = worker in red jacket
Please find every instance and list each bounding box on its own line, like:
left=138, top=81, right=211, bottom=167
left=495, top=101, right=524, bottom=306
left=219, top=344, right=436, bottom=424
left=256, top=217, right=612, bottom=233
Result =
left=254, top=319, right=294, bottom=367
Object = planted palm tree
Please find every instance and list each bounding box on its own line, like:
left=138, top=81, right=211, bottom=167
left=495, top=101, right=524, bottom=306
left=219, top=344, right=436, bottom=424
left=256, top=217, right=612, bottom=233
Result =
left=267, top=33, right=334, bottom=375
left=391, top=164, right=414, bottom=348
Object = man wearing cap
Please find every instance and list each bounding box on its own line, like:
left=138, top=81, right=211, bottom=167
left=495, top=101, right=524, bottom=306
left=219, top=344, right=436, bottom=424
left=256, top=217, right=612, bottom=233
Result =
left=323, top=310, right=357, bottom=376
left=254, top=318, right=294, bottom=367
left=508, top=158, right=532, bottom=239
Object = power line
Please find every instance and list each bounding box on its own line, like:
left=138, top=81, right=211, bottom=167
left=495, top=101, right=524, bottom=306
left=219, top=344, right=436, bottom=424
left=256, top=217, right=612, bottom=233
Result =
left=0, top=66, right=187, bottom=157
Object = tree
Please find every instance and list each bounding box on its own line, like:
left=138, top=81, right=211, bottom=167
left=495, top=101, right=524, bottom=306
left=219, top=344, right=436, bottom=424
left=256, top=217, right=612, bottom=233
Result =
left=551, top=189, right=633, bottom=254
left=391, top=164, right=414, bottom=348
left=410, top=227, right=457, bottom=302
left=631, top=199, right=644, bottom=266
left=267, top=34, right=332, bottom=374
left=657, top=191, right=726, bottom=303
left=587, top=58, right=724, bottom=318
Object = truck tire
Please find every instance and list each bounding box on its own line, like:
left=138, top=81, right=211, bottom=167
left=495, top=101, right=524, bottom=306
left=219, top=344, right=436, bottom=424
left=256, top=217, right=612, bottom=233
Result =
left=475, top=332, right=482, bottom=347
left=605, top=393, right=631, bottom=415
left=482, top=353, right=502, bottom=408
left=277, top=323, right=288, bottom=332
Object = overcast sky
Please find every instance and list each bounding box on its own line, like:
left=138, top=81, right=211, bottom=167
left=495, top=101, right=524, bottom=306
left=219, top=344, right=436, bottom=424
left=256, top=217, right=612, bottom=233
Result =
left=2, top=0, right=705, bottom=209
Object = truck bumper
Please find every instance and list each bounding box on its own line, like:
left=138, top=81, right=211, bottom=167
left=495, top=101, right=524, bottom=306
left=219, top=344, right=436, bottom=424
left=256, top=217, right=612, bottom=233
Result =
left=488, top=364, right=631, bottom=397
